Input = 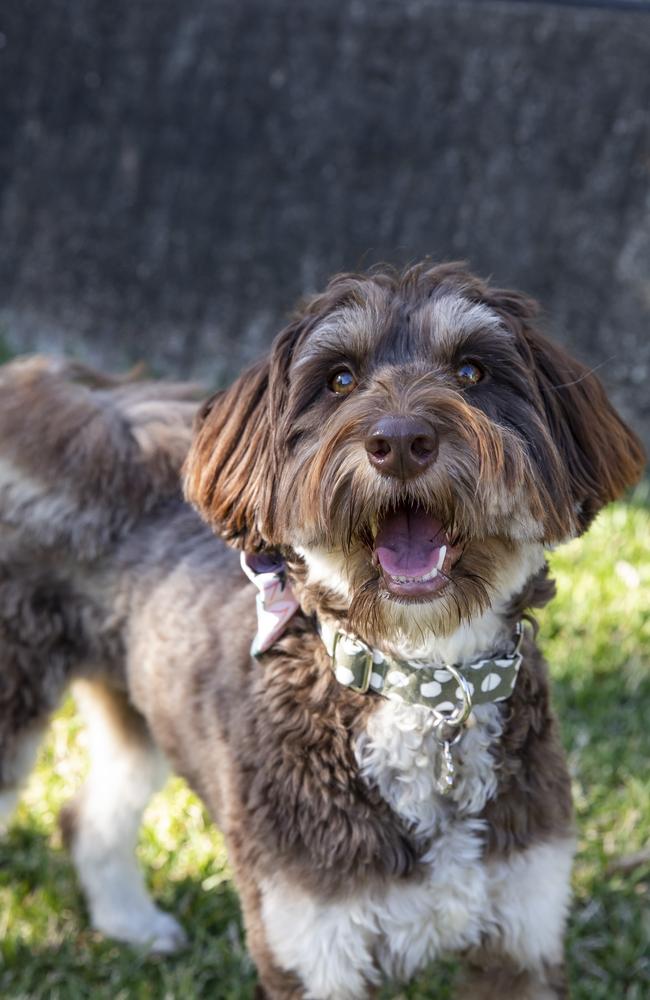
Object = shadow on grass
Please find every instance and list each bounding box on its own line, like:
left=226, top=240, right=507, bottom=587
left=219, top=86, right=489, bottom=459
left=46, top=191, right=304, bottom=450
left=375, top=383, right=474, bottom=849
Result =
left=1, top=935, right=257, bottom=1000
left=0, top=828, right=256, bottom=1000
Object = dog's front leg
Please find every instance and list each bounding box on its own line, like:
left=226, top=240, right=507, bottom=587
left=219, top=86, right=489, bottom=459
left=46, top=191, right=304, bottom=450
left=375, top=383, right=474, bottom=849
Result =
left=456, top=835, right=574, bottom=1000
left=232, top=871, right=305, bottom=1000
left=238, top=880, right=377, bottom=1000
left=231, top=859, right=380, bottom=1000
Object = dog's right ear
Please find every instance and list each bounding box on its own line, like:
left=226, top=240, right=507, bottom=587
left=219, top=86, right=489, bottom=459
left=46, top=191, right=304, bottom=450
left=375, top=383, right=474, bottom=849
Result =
left=184, top=275, right=373, bottom=548
left=183, top=324, right=299, bottom=550
left=183, top=358, right=273, bottom=550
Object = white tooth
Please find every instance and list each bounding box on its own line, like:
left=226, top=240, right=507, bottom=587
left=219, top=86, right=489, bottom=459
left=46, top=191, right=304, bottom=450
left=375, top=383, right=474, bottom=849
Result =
left=436, top=545, right=447, bottom=570
left=392, top=568, right=438, bottom=585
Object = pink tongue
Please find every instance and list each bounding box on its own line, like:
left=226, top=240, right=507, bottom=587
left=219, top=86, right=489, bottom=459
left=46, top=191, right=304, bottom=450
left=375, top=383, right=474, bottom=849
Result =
left=375, top=506, right=445, bottom=577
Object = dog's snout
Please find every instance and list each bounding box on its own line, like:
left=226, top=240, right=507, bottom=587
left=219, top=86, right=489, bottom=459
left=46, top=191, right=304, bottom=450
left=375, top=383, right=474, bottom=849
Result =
left=364, top=417, right=438, bottom=479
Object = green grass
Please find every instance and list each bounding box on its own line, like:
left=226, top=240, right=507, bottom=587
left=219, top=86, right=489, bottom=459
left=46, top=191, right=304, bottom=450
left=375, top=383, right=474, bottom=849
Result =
left=1, top=496, right=649, bottom=999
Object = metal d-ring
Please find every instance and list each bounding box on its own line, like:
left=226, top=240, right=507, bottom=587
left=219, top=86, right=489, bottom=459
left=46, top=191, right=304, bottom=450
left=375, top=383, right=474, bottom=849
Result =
left=431, top=662, right=473, bottom=736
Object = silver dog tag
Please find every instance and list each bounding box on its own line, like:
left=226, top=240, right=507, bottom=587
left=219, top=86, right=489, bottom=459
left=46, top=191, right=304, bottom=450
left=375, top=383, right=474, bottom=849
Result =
left=435, top=740, right=456, bottom=795
left=433, top=717, right=465, bottom=796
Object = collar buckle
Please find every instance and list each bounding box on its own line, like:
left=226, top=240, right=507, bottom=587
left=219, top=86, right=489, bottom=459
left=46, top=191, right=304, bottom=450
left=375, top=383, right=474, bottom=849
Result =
left=331, top=630, right=374, bottom=694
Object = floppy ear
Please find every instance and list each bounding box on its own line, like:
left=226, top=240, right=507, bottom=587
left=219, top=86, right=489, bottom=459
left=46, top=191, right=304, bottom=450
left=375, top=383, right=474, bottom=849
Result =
left=520, top=327, right=645, bottom=530
left=486, top=288, right=646, bottom=533
left=183, top=358, right=274, bottom=550
left=184, top=274, right=368, bottom=548
left=183, top=323, right=301, bottom=550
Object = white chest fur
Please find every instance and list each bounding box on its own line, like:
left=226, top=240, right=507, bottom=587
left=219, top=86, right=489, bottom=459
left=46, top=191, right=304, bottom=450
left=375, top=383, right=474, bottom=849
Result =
left=356, top=699, right=503, bottom=829
left=260, top=699, right=573, bottom=999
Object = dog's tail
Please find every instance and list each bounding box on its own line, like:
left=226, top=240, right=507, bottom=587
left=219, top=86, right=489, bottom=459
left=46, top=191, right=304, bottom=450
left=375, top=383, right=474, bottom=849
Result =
left=0, top=355, right=205, bottom=559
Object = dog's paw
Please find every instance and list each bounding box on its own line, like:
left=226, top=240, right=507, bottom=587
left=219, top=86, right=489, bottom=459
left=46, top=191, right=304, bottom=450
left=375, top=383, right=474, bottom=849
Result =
left=92, top=903, right=188, bottom=954
left=144, top=911, right=189, bottom=954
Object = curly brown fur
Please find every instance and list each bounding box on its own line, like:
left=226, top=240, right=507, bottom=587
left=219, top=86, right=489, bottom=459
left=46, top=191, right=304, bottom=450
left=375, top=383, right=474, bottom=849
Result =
left=0, top=264, right=644, bottom=999
left=180, top=263, right=642, bottom=997
left=228, top=624, right=418, bottom=888
left=480, top=633, right=573, bottom=857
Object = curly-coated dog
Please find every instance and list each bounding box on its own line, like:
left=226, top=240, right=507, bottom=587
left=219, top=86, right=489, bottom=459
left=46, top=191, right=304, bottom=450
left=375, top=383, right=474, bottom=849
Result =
left=0, top=264, right=644, bottom=999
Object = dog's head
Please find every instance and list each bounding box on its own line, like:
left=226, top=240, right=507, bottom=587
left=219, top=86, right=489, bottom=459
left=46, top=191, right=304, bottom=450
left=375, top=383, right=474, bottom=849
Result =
left=185, top=264, right=644, bottom=641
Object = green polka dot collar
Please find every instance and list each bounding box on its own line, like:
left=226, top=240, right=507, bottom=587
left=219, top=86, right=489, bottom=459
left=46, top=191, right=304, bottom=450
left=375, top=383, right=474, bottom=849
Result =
left=320, top=619, right=526, bottom=718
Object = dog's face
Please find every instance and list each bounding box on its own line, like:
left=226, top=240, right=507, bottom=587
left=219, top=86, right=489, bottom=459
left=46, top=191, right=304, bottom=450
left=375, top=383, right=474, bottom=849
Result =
left=185, top=264, right=644, bottom=641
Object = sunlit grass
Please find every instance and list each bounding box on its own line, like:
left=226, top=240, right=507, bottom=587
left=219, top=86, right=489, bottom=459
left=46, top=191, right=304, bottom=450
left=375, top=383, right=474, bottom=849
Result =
left=539, top=494, right=650, bottom=1000
left=1, top=495, right=649, bottom=999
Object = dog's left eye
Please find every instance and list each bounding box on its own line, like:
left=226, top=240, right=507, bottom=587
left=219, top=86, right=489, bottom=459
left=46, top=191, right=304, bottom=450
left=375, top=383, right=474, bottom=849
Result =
left=455, top=361, right=484, bottom=386
left=329, top=369, right=357, bottom=395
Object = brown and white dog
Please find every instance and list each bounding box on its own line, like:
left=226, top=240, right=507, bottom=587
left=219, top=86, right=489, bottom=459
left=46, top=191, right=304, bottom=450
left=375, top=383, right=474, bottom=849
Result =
left=0, top=264, right=644, bottom=999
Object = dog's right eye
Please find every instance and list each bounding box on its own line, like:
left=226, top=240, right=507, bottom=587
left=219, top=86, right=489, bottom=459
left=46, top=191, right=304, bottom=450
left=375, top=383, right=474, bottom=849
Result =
left=329, top=369, right=357, bottom=395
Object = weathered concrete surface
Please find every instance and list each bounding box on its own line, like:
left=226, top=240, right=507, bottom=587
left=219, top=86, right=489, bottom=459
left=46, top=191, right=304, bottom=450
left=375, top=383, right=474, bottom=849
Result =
left=0, top=0, right=649, bottom=449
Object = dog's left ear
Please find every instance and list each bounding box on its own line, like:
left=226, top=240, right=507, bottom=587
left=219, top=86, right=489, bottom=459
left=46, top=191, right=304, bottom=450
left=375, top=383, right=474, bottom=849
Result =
left=183, top=323, right=300, bottom=550
left=486, top=288, right=646, bottom=532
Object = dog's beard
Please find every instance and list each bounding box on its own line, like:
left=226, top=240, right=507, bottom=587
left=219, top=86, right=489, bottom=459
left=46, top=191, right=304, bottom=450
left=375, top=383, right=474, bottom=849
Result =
left=297, top=534, right=544, bottom=645
left=282, top=440, right=548, bottom=644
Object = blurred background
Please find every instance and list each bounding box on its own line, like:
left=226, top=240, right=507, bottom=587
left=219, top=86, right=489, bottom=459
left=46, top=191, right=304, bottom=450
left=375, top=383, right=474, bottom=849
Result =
left=1, top=0, right=650, bottom=449
left=1, top=3, right=649, bottom=999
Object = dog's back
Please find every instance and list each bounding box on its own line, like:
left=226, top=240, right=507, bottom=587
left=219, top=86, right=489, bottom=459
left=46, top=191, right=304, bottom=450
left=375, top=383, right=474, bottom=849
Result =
left=0, top=356, right=202, bottom=805
left=0, top=355, right=201, bottom=558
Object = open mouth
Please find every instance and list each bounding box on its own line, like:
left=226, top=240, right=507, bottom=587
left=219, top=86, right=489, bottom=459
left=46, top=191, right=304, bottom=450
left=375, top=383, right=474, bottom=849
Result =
left=373, top=502, right=462, bottom=599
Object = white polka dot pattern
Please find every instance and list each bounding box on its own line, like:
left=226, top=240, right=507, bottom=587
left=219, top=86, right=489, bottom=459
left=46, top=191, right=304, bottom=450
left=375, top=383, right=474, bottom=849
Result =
left=327, top=622, right=525, bottom=714
left=420, top=680, right=442, bottom=698
left=335, top=665, right=356, bottom=686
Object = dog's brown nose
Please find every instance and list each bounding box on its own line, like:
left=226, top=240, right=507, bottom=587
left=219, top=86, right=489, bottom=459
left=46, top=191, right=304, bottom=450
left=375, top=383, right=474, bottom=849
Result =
left=364, top=417, right=438, bottom=479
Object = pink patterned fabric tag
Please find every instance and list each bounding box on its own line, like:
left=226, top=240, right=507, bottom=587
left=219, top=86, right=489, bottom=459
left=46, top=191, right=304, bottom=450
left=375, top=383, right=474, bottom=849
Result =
left=240, top=552, right=300, bottom=655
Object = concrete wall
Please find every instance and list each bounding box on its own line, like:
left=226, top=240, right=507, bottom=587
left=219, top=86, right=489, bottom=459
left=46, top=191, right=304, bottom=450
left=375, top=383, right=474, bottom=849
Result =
left=1, top=0, right=649, bottom=447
